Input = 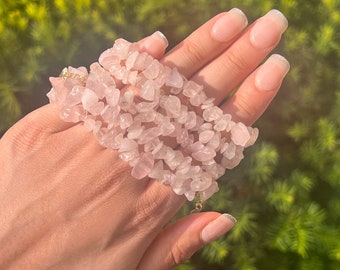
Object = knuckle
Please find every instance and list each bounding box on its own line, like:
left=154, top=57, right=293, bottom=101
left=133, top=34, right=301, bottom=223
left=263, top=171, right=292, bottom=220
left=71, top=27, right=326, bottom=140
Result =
left=5, top=115, right=47, bottom=156
left=182, top=39, right=206, bottom=68
left=170, top=242, right=194, bottom=267
left=235, top=93, right=257, bottom=123
left=224, top=49, right=249, bottom=77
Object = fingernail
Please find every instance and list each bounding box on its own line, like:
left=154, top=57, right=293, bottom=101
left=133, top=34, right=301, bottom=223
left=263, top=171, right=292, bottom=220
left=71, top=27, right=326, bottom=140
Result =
left=211, top=8, right=248, bottom=42
left=201, top=214, right=237, bottom=243
left=151, top=31, right=169, bottom=48
left=255, top=54, right=290, bottom=91
left=250, top=9, right=288, bottom=49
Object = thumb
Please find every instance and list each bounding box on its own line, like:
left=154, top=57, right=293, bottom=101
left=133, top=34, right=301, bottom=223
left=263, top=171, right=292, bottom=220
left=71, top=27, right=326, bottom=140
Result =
left=137, top=212, right=237, bottom=270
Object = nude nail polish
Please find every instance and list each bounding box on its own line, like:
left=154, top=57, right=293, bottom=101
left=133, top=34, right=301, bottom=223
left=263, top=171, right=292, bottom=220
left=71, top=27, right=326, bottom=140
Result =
left=250, top=9, right=288, bottom=49
left=151, top=31, right=169, bottom=48
left=255, top=54, right=290, bottom=91
left=211, top=8, right=248, bottom=42
left=201, top=214, right=237, bottom=243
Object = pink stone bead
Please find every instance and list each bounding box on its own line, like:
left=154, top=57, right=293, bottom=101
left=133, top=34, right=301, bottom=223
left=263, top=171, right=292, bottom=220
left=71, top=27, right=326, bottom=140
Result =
left=192, top=146, right=216, bottom=162
left=165, top=68, right=183, bottom=88
left=119, top=113, right=133, bottom=129
left=183, top=80, right=203, bottom=97
left=118, top=138, right=138, bottom=152
left=231, top=122, right=251, bottom=146
left=221, top=142, right=237, bottom=159
left=138, top=127, right=162, bottom=144
left=203, top=106, right=223, bottom=122
left=131, top=152, right=154, bottom=179
left=148, top=160, right=164, bottom=179
left=190, top=173, right=212, bottom=192
left=200, top=181, right=219, bottom=201
left=126, top=51, right=139, bottom=70
left=199, top=130, right=215, bottom=144
left=143, top=59, right=161, bottom=79
left=140, top=80, right=157, bottom=101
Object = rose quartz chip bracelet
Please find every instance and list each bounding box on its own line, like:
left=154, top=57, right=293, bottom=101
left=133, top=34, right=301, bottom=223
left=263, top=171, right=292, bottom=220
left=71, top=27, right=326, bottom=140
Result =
left=47, top=38, right=259, bottom=201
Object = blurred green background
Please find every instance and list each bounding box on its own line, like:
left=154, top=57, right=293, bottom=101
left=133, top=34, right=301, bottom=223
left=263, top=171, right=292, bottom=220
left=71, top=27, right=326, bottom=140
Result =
left=1, top=0, right=340, bottom=269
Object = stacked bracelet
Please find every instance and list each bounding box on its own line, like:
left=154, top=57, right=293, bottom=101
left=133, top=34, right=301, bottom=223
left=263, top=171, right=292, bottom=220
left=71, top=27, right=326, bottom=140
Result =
left=47, top=38, right=258, bottom=201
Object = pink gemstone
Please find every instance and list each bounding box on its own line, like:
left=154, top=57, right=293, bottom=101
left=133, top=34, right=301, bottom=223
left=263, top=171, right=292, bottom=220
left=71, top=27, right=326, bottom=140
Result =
left=49, top=77, right=70, bottom=106
left=143, top=59, right=161, bottom=79
left=98, top=48, right=120, bottom=69
left=245, top=127, right=259, bottom=147
left=214, top=114, right=232, bottom=131
left=183, top=81, right=203, bottom=97
left=203, top=106, right=223, bottom=122
left=138, top=127, right=162, bottom=144
left=192, top=146, right=216, bottom=162
left=148, top=160, right=164, bottom=179
left=207, top=131, right=221, bottom=150
left=163, top=95, right=181, bottom=118
left=160, top=121, right=175, bottom=136
left=186, top=141, right=205, bottom=153
left=140, top=80, right=156, bottom=101
left=64, top=85, right=84, bottom=107
left=221, top=142, right=237, bottom=159
left=119, top=113, right=133, bottom=129
left=190, top=173, right=212, bottom=191
left=81, top=88, right=98, bottom=110
left=165, top=68, right=183, bottom=88
left=131, top=152, right=155, bottom=179
left=112, top=38, right=131, bottom=60
left=185, top=111, right=197, bottom=130
left=118, top=138, right=138, bottom=152
left=200, top=181, right=219, bottom=201
left=104, top=86, right=120, bottom=107
left=126, top=51, right=139, bottom=70
left=199, top=130, right=215, bottom=144
left=231, top=122, right=251, bottom=146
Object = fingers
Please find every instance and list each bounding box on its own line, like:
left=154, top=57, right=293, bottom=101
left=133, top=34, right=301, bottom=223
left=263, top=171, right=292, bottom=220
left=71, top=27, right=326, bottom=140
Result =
left=222, top=54, right=290, bottom=125
left=162, top=8, right=248, bottom=77
left=192, top=9, right=288, bottom=103
left=137, top=212, right=236, bottom=270
left=138, top=31, right=169, bottom=59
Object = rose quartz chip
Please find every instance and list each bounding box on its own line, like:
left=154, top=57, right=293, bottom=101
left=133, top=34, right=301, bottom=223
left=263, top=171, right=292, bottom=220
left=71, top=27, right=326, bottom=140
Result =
left=165, top=68, right=183, bottom=88
left=221, top=142, right=237, bottom=160
left=143, top=59, right=161, bottom=79
left=199, top=130, right=215, bottom=144
left=119, top=113, right=133, bottom=129
left=138, top=127, right=162, bottom=144
left=131, top=152, right=154, bottom=179
left=203, top=106, right=223, bottom=122
left=140, top=80, right=156, bottom=101
left=231, top=122, right=251, bottom=146
left=148, top=160, right=164, bottom=179
left=183, top=80, right=203, bottom=97
left=190, top=173, right=213, bottom=192
left=192, top=146, right=216, bottom=162
left=163, top=95, right=181, bottom=118
left=118, top=138, right=138, bottom=153
left=126, top=51, right=139, bottom=70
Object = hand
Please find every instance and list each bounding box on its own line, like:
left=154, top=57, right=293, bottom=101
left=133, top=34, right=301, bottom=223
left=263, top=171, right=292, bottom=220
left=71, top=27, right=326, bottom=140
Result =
left=0, top=8, right=289, bottom=270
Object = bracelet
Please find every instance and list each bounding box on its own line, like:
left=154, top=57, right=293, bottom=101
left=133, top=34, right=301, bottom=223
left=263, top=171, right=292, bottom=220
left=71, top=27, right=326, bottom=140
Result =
left=47, top=38, right=258, bottom=201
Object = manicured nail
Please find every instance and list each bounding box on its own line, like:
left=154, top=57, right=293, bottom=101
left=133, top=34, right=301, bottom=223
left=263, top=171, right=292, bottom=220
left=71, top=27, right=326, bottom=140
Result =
left=201, top=214, right=237, bottom=243
left=151, top=31, right=169, bottom=48
left=250, top=9, right=288, bottom=49
left=255, top=54, right=290, bottom=91
left=211, top=8, right=248, bottom=42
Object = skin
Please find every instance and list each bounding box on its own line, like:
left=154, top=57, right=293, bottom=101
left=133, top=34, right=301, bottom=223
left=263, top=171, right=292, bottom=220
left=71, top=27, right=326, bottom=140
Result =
left=0, top=10, right=289, bottom=270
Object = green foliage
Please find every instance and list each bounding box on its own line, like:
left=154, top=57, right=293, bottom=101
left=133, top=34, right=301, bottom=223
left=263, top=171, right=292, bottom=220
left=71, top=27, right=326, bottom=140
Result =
left=2, top=0, right=340, bottom=269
